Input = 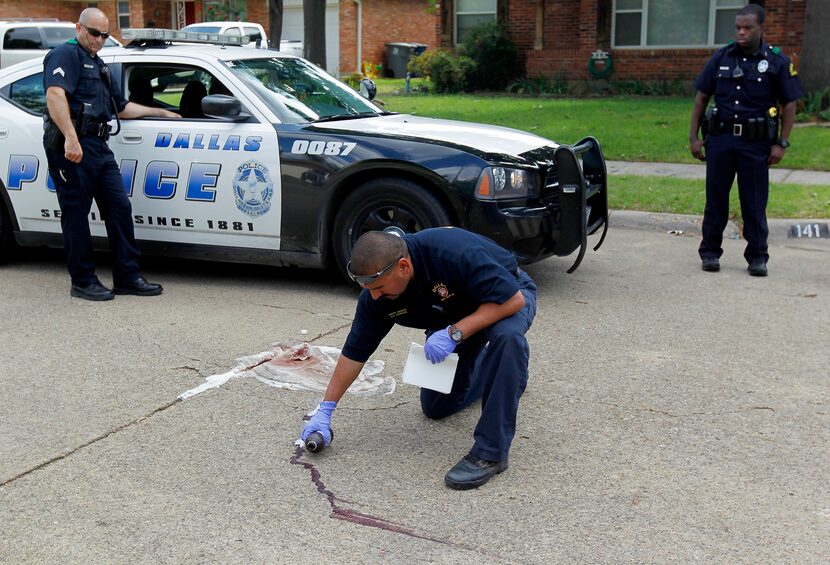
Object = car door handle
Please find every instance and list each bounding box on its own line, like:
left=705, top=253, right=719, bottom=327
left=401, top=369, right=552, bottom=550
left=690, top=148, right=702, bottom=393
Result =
left=0, top=128, right=8, bottom=139
left=119, top=131, right=143, bottom=144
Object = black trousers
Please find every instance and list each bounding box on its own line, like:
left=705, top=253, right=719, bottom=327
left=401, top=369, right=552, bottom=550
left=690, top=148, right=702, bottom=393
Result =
left=45, top=136, right=141, bottom=287
left=699, top=133, right=770, bottom=264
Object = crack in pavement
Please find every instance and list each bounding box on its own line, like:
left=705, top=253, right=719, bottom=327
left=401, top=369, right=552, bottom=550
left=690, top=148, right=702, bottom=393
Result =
left=0, top=399, right=181, bottom=487
left=566, top=396, right=777, bottom=418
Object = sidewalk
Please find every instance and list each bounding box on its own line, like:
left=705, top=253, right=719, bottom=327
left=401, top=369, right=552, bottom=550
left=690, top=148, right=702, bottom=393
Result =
left=607, top=160, right=830, bottom=186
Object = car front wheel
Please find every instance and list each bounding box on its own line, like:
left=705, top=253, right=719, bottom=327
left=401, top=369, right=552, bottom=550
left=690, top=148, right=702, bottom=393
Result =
left=331, top=178, right=451, bottom=282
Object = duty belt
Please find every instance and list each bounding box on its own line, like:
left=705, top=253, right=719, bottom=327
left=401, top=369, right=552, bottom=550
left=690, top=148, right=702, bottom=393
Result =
left=714, top=117, right=769, bottom=141
left=81, top=121, right=110, bottom=138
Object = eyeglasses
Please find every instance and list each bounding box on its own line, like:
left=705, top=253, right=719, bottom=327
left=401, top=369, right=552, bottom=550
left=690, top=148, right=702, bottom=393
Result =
left=347, top=255, right=402, bottom=285
left=81, top=24, right=110, bottom=40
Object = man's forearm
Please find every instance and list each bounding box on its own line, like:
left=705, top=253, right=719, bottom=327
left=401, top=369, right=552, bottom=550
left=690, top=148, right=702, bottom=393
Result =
left=454, top=291, right=525, bottom=340
left=779, top=100, right=797, bottom=141
left=323, top=355, right=366, bottom=403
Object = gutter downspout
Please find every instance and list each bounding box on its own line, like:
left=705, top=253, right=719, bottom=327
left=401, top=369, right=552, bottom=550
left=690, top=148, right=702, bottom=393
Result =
left=354, top=0, right=362, bottom=73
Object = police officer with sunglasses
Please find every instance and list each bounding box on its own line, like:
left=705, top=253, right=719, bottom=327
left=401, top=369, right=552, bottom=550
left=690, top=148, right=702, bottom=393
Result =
left=689, top=3, right=803, bottom=277
left=301, top=227, right=538, bottom=489
left=43, top=8, right=180, bottom=301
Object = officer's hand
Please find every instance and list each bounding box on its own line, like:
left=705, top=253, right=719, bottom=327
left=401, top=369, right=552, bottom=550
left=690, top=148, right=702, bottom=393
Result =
left=301, top=401, right=336, bottom=446
left=424, top=325, right=456, bottom=364
left=690, top=139, right=705, bottom=162
left=64, top=137, right=83, bottom=164
left=769, top=144, right=786, bottom=166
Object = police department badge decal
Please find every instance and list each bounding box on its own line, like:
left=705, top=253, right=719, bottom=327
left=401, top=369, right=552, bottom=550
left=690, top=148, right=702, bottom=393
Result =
left=757, top=60, right=769, bottom=73
left=233, top=160, right=273, bottom=217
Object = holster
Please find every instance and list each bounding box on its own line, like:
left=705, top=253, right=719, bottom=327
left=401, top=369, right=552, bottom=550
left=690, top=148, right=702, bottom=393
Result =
left=43, top=114, right=65, bottom=151
left=701, top=106, right=716, bottom=140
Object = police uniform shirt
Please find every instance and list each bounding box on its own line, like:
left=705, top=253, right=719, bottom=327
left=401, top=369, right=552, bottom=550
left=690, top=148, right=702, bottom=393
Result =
left=342, top=228, right=522, bottom=363
left=694, top=40, right=804, bottom=121
left=43, top=39, right=128, bottom=123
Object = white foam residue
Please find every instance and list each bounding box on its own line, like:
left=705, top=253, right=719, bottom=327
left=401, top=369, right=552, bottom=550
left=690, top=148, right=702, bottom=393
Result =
left=178, top=340, right=393, bottom=400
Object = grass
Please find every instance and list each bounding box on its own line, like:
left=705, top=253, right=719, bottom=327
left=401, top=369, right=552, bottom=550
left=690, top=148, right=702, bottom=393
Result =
left=612, top=176, right=830, bottom=220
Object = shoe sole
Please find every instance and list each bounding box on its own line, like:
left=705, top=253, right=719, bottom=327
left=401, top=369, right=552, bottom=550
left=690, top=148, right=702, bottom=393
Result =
left=701, top=265, right=720, bottom=272
left=748, top=269, right=768, bottom=277
left=70, top=289, right=114, bottom=301
left=113, top=288, right=163, bottom=296
left=444, top=465, right=508, bottom=490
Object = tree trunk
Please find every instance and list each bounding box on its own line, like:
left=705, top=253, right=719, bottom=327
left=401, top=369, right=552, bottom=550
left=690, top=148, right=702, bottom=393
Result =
left=799, top=0, right=830, bottom=93
left=269, top=0, right=284, bottom=49
left=303, top=0, right=326, bottom=68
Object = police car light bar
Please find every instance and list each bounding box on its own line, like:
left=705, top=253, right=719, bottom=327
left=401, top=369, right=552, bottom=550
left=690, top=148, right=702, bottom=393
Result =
left=121, top=28, right=249, bottom=47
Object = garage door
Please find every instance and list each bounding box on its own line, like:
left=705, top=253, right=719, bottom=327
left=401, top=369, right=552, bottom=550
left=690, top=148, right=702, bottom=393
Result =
left=283, top=0, right=340, bottom=76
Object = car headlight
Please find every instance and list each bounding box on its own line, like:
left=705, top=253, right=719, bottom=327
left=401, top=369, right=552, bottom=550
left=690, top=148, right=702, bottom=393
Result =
left=474, top=166, right=538, bottom=201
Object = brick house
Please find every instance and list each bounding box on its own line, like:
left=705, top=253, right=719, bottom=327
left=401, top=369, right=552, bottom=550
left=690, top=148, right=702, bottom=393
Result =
left=0, top=1, right=806, bottom=81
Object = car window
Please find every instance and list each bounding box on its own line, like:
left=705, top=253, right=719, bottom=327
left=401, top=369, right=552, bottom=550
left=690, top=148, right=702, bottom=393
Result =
left=8, top=72, right=45, bottom=113
left=125, top=64, right=226, bottom=119
left=224, top=28, right=241, bottom=36
left=181, top=25, right=223, bottom=34
left=3, top=27, right=43, bottom=49
left=43, top=27, right=76, bottom=48
left=225, top=56, right=382, bottom=123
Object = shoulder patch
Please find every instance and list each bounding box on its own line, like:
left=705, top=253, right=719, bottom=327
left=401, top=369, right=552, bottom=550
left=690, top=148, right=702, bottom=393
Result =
left=789, top=62, right=798, bottom=76
left=771, top=46, right=782, bottom=54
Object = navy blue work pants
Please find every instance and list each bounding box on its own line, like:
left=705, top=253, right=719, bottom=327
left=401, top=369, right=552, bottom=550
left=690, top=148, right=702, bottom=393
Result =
left=699, top=133, right=770, bottom=264
left=420, top=271, right=537, bottom=462
left=46, top=136, right=141, bottom=287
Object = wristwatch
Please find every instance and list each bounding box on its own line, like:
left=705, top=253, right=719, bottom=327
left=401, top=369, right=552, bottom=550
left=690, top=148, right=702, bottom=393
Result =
left=449, top=325, right=464, bottom=343
left=777, top=139, right=790, bottom=149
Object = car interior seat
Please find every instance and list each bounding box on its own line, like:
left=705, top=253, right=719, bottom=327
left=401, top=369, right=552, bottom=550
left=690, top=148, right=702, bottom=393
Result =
left=179, top=80, right=207, bottom=118
left=209, top=79, right=233, bottom=97
left=128, top=77, right=155, bottom=106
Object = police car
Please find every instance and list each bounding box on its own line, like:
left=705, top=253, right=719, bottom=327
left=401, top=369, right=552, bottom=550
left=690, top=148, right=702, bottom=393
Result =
left=0, top=28, right=608, bottom=280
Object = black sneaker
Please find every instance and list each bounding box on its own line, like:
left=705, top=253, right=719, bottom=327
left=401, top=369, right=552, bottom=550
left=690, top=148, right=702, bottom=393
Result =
left=70, top=282, right=114, bottom=301
left=113, top=276, right=163, bottom=296
left=747, top=260, right=768, bottom=277
left=701, top=257, right=720, bottom=272
left=444, top=454, right=508, bottom=490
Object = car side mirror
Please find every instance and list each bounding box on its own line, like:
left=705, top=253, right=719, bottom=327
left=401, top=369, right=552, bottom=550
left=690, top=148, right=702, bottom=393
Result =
left=202, top=94, right=251, bottom=122
left=358, top=78, right=377, bottom=100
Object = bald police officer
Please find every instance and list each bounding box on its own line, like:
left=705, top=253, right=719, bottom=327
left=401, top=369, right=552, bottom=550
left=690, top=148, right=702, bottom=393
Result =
left=689, top=3, right=803, bottom=277
left=44, top=8, right=180, bottom=301
left=301, top=228, right=537, bottom=490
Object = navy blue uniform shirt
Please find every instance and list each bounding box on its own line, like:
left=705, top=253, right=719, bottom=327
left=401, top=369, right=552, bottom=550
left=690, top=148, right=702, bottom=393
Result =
left=342, top=228, right=522, bottom=362
left=694, top=41, right=803, bottom=121
left=43, top=39, right=127, bottom=122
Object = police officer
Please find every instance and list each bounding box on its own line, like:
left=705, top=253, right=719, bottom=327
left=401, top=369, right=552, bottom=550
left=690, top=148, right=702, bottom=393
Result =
left=689, top=3, right=803, bottom=277
left=301, top=228, right=537, bottom=490
left=44, top=8, right=180, bottom=301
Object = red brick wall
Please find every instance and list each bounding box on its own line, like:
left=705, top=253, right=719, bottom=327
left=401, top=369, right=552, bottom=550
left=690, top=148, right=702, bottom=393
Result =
left=525, top=0, right=806, bottom=81
left=339, top=0, right=438, bottom=75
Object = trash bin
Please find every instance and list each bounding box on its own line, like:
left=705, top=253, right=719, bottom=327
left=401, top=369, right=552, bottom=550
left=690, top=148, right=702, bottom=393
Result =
left=385, top=42, right=428, bottom=78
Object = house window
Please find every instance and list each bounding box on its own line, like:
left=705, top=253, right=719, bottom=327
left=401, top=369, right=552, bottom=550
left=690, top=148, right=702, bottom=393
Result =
left=455, top=0, right=497, bottom=44
left=613, top=0, right=746, bottom=48
left=118, top=1, right=131, bottom=29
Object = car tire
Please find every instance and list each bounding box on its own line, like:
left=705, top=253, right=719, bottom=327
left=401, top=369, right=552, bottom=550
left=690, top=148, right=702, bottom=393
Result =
left=332, top=178, right=451, bottom=282
left=0, top=197, right=14, bottom=262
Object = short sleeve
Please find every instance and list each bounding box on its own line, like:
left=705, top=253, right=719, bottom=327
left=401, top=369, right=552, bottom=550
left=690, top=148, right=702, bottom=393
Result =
left=341, top=293, right=395, bottom=363
left=775, top=55, right=805, bottom=105
left=693, top=51, right=721, bottom=96
left=43, top=46, right=80, bottom=95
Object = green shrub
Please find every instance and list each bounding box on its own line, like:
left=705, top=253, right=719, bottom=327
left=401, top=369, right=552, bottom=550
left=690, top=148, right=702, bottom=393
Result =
left=458, top=22, right=518, bottom=91
left=429, top=49, right=476, bottom=93
left=407, top=49, right=439, bottom=79
left=508, top=72, right=569, bottom=96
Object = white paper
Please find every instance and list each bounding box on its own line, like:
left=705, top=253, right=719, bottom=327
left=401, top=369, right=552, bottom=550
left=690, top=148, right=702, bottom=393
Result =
left=401, top=342, right=458, bottom=394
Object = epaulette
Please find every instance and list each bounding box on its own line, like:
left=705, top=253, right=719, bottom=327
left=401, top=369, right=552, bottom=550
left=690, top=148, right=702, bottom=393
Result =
left=770, top=46, right=782, bottom=55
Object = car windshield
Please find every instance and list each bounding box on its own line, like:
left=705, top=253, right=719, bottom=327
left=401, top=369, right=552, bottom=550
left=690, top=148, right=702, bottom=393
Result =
left=224, top=56, right=385, bottom=124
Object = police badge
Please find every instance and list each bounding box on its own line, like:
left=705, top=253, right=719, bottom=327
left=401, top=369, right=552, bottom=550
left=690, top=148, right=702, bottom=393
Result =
left=233, top=160, right=274, bottom=217
left=757, top=60, right=769, bottom=73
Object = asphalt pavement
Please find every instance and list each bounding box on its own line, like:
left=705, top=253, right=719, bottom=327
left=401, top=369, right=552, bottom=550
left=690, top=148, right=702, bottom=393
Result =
left=1, top=211, right=828, bottom=563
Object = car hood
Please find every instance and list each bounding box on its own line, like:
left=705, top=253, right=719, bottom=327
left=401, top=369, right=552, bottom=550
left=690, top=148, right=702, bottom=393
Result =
left=313, top=114, right=558, bottom=157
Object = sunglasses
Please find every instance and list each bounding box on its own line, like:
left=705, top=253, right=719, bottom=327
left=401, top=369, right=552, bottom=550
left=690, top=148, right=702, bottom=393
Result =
left=81, top=24, right=110, bottom=40
left=347, top=255, right=402, bottom=285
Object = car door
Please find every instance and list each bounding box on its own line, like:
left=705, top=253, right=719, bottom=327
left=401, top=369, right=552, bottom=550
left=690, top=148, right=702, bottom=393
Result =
left=108, top=56, right=282, bottom=252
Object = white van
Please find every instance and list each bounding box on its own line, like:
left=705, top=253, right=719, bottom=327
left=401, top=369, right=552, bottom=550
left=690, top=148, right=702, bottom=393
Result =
left=0, top=19, right=122, bottom=68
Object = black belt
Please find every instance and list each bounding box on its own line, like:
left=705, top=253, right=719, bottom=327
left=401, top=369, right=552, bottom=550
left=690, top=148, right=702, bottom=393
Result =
left=714, top=118, right=768, bottom=140
left=715, top=121, right=747, bottom=136
left=81, top=122, right=110, bottom=138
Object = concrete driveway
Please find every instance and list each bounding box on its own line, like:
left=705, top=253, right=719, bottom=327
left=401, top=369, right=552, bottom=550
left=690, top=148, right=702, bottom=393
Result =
left=1, top=219, right=827, bottom=563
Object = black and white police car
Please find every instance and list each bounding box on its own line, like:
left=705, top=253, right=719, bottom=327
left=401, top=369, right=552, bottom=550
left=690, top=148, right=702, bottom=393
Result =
left=0, top=28, right=608, bottom=280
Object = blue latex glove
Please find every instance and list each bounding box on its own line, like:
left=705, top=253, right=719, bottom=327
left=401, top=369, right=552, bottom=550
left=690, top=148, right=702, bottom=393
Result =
left=424, top=325, right=457, bottom=364
left=301, top=401, right=336, bottom=445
